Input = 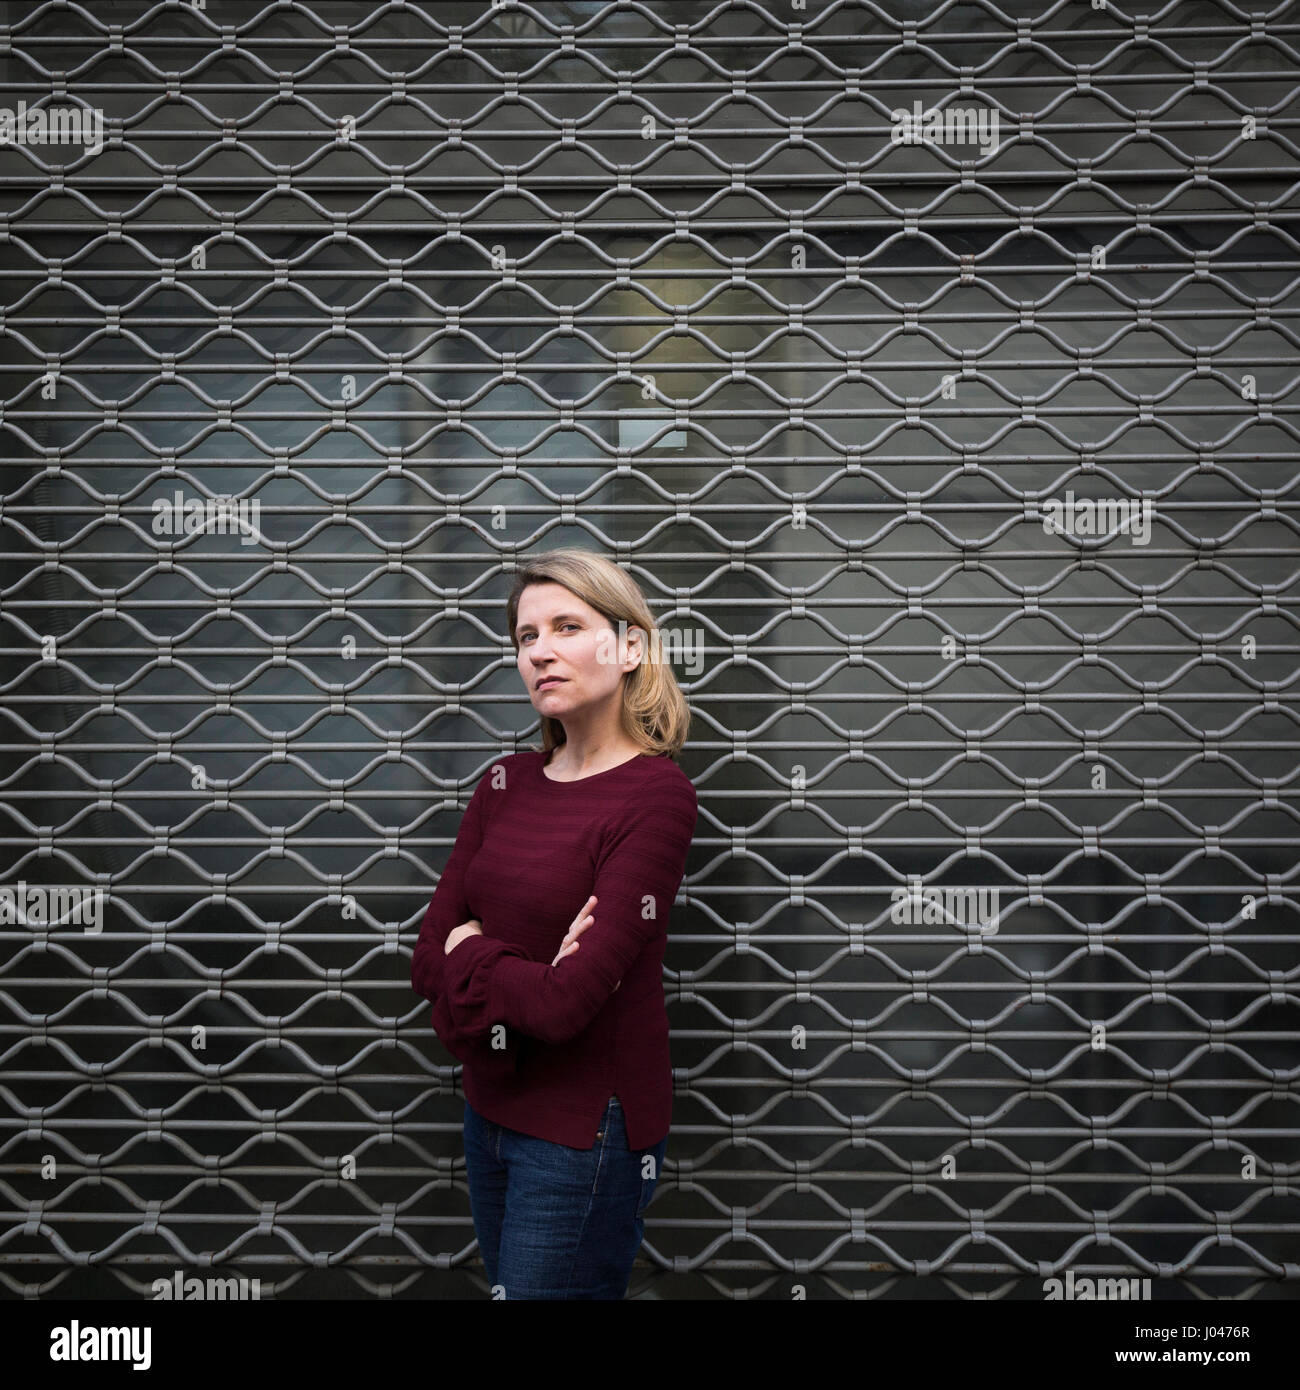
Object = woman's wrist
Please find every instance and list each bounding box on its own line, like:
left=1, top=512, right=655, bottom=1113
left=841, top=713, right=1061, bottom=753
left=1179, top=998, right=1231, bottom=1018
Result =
left=444, top=920, right=483, bottom=955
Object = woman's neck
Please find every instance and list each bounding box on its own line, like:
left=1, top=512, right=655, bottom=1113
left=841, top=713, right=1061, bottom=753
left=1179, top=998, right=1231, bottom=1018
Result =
left=545, top=739, right=643, bottom=778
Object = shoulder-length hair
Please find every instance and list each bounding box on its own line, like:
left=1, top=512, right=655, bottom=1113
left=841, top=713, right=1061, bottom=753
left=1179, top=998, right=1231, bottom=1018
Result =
left=505, top=547, right=692, bottom=759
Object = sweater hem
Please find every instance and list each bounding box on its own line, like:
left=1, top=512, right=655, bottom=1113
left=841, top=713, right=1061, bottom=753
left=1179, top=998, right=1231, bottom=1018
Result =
left=462, top=1072, right=671, bottom=1151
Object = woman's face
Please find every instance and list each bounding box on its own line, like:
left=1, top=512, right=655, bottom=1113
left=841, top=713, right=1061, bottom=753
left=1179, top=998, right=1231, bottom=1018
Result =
left=514, top=582, right=639, bottom=723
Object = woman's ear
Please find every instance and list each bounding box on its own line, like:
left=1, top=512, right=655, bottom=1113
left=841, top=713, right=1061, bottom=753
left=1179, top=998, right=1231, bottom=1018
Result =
left=623, top=623, right=646, bottom=671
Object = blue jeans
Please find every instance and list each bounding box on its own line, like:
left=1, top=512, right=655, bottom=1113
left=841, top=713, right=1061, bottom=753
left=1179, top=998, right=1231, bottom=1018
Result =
left=462, top=1094, right=668, bottom=1299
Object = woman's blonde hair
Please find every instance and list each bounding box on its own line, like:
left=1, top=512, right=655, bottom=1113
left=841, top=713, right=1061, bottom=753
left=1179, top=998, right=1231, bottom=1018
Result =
left=505, top=547, right=692, bottom=759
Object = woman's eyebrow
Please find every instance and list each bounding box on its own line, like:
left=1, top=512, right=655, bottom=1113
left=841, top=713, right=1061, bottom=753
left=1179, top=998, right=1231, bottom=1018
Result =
left=515, top=612, right=583, bottom=637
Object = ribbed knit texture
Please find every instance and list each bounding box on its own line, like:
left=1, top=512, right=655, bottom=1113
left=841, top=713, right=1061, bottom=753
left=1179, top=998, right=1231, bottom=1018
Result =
left=411, top=749, right=698, bottom=1149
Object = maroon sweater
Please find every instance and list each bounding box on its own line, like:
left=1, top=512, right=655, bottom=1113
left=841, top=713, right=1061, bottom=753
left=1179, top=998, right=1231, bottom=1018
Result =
left=410, top=748, right=698, bottom=1149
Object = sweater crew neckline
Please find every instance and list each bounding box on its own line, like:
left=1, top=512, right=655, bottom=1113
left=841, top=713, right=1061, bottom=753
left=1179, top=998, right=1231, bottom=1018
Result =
left=534, top=748, right=654, bottom=785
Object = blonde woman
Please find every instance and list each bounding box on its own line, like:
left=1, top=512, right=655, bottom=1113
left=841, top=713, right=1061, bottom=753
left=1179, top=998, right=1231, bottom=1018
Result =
left=411, top=547, right=697, bottom=1299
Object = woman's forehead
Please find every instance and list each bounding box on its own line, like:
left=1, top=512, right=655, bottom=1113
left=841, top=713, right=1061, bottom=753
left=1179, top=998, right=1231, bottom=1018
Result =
left=516, top=583, right=589, bottom=619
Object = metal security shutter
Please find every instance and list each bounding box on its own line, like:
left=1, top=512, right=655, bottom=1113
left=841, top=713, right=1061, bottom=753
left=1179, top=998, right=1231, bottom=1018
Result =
left=1, top=0, right=1296, bottom=1299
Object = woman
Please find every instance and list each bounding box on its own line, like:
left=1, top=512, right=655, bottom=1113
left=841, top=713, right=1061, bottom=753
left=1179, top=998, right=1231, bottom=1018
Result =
left=410, top=547, right=697, bottom=1299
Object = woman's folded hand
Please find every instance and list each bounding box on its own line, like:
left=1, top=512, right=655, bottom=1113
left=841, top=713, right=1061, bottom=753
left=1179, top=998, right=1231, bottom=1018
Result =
left=549, top=894, right=619, bottom=989
left=444, top=918, right=483, bottom=955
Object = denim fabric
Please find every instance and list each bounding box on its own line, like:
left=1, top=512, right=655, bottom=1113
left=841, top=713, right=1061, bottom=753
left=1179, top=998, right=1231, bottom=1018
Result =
left=463, top=1094, right=668, bottom=1299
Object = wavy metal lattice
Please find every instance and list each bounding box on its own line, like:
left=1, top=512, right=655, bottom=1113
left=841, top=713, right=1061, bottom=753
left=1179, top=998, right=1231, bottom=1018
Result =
left=0, top=0, right=1297, bottom=1300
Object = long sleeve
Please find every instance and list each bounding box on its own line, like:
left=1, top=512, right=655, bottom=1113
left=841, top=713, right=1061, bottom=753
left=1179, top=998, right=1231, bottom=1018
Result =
left=439, top=782, right=697, bottom=1047
left=409, top=770, right=492, bottom=1051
